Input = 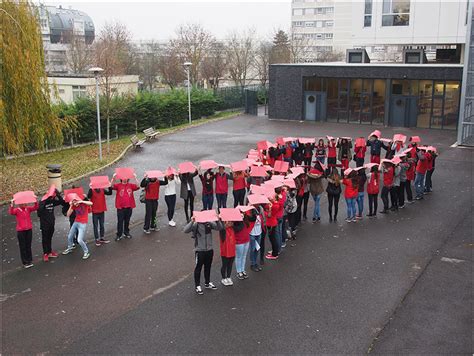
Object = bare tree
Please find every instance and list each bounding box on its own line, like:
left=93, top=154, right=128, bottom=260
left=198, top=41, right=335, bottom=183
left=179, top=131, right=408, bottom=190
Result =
left=316, top=50, right=345, bottom=62
left=64, top=30, right=92, bottom=74
left=289, top=35, right=312, bottom=63
left=170, top=23, right=213, bottom=85
left=254, top=40, right=272, bottom=86
left=226, top=29, right=255, bottom=87
left=93, top=21, right=132, bottom=153
left=201, top=41, right=226, bottom=89
left=157, top=44, right=186, bottom=89
left=138, top=41, right=161, bottom=91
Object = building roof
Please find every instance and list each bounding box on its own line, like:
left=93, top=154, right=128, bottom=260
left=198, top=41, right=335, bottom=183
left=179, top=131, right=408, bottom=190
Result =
left=270, top=62, right=464, bottom=68
left=40, top=5, right=95, bottom=33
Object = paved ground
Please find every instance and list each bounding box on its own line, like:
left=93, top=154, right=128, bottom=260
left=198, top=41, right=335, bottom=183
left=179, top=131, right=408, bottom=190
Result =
left=1, top=114, right=472, bottom=354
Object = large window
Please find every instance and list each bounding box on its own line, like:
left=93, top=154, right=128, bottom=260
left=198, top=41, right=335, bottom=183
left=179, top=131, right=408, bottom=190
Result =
left=382, top=0, right=410, bottom=26
left=72, top=85, right=87, bottom=101
left=293, top=8, right=304, bottom=15
left=364, top=0, right=373, bottom=27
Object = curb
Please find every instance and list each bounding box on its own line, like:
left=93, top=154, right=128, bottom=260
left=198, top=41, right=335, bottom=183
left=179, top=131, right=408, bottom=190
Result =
left=1, top=111, right=242, bottom=206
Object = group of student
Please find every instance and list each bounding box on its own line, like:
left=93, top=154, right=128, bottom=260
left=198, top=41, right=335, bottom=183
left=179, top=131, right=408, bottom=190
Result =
left=8, top=130, right=438, bottom=296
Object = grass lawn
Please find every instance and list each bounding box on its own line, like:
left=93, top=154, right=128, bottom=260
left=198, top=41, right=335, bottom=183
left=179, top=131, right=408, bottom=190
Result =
left=1, top=110, right=241, bottom=202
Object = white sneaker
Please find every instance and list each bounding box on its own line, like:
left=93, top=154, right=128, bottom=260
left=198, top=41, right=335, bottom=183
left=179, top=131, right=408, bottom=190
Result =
left=221, top=278, right=229, bottom=286
left=169, top=220, right=176, bottom=227
left=62, top=247, right=74, bottom=255
left=82, top=252, right=90, bottom=260
left=195, top=286, right=203, bottom=295
left=226, top=278, right=234, bottom=286
left=205, top=282, right=217, bottom=290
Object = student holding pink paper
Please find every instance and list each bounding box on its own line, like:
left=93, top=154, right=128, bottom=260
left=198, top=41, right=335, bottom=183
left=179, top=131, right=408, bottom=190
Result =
left=111, top=172, right=140, bottom=240
left=179, top=169, right=198, bottom=222
left=140, top=173, right=167, bottom=234
left=337, top=138, right=352, bottom=171
left=215, top=166, right=231, bottom=209
left=315, top=138, right=327, bottom=165
left=366, top=165, right=380, bottom=217
left=326, top=168, right=342, bottom=222
left=87, top=184, right=113, bottom=246
left=354, top=137, right=367, bottom=167
left=199, top=169, right=215, bottom=210
left=164, top=168, right=180, bottom=226
left=38, top=187, right=64, bottom=262
left=219, top=221, right=236, bottom=286
left=343, top=170, right=358, bottom=223
left=231, top=170, right=247, bottom=207
left=62, top=195, right=93, bottom=260
left=9, top=198, right=39, bottom=268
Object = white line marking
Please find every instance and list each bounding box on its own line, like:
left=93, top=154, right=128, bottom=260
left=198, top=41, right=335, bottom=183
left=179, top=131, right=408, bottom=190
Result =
left=440, top=257, right=465, bottom=264
left=140, top=274, right=190, bottom=303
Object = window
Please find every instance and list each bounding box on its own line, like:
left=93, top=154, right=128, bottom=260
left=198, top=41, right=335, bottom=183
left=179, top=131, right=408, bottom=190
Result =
left=292, top=21, right=304, bottom=27
left=293, top=8, right=304, bottom=16
left=325, top=21, right=334, bottom=27
left=40, top=18, right=48, bottom=29
left=405, top=52, right=421, bottom=63
left=324, top=33, right=333, bottom=39
left=317, top=7, right=324, bottom=14
left=364, top=0, right=372, bottom=27
left=72, top=85, right=87, bottom=101
left=382, top=0, right=410, bottom=26
left=305, top=21, right=315, bottom=27
left=349, top=52, right=363, bottom=63
left=315, top=33, right=323, bottom=39
left=326, top=7, right=334, bottom=13
left=316, top=21, right=323, bottom=28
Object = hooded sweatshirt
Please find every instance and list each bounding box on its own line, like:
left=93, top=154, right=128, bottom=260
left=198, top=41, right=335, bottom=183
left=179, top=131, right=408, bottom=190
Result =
left=184, top=220, right=224, bottom=252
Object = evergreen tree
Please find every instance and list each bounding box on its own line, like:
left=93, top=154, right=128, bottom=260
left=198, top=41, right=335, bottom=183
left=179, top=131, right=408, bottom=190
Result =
left=270, top=30, right=291, bottom=64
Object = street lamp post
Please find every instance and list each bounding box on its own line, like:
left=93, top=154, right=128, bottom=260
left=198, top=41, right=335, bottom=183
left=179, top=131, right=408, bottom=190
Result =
left=88, top=67, right=104, bottom=161
left=183, top=62, right=192, bottom=125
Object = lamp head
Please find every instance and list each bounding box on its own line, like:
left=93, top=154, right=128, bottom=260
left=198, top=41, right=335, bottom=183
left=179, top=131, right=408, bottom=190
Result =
left=88, top=67, right=104, bottom=75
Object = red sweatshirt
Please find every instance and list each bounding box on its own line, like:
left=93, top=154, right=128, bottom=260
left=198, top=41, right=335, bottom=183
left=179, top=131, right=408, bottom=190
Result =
left=354, top=146, right=367, bottom=159
left=234, top=223, right=251, bottom=244
left=145, top=181, right=160, bottom=200
left=343, top=179, right=358, bottom=199
left=220, top=226, right=236, bottom=258
left=233, top=174, right=246, bottom=191
left=383, top=166, right=395, bottom=187
left=327, top=143, right=337, bottom=158
left=215, top=173, right=229, bottom=194
left=9, top=202, right=39, bottom=231
left=113, top=183, right=139, bottom=209
left=367, top=173, right=380, bottom=195
left=90, top=189, right=107, bottom=214
left=416, top=152, right=431, bottom=174
left=276, top=191, right=286, bottom=219
left=265, top=201, right=281, bottom=227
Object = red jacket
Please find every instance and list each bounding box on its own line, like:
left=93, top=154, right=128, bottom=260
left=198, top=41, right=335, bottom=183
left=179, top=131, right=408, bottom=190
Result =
left=215, top=173, right=229, bottom=194
left=327, top=143, right=337, bottom=158
left=233, top=174, right=246, bottom=191
left=234, top=223, right=251, bottom=244
left=113, top=183, right=139, bottom=209
left=416, top=152, right=431, bottom=174
left=383, top=166, right=394, bottom=187
left=343, top=179, right=358, bottom=199
left=275, top=191, right=286, bottom=219
left=284, top=146, right=293, bottom=159
left=354, top=146, right=367, bottom=159
left=9, top=202, right=39, bottom=231
left=367, top=173, right=380, bottom=195
left=90, top=189, right=107, bottom=214
left=406, top=161, right=416, bottom=181
left=220, top=226, right=236, bottom=258
left=265, top=201, right=281, bottom=227
left=145, top=181, right=160, bottom=200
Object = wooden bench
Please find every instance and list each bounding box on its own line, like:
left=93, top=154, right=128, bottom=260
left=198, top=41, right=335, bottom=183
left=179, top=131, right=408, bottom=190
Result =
left=143, top=127, right=160, bottom=140
left=130, top=135, right=146, bottom=148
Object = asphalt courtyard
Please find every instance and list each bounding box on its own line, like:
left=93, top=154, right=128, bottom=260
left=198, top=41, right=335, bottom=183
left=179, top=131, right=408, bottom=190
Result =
left=1, top=114, right=472, bottom=355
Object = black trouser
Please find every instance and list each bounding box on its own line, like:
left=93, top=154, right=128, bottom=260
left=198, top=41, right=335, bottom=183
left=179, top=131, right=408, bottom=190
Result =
left=165, top=194, right=176, bottom=221
left=327, top=193, right=340, bottom=219
left=390, top=186, right=399, bottom=209
left=425, top=168, right=434, bottom=191
left=92, top=212, right=105, bottom=240
left=368, top=194, right=378, bottom=215
left=398, top=182, right=406, bottom=207
left=144, top=199, right=158, bottom=230
left=221, top=256, right=234, bottom=278
left=405, top=180, right=413, bottom=201
left=288, top=211, right=297, bottom=231
left=295, top=195, right=303, bottom=225
left=304, top=157, right=312, bottom=167
left=233, top=189, right=246, bottom=207
left=303, top=191, right=310, bottom=219
left=381, top=186, right=391, bottom=211
left=194, top=250, right=213, bottom=287
left=183, top=191, right=194, bottom=221
left=17, top=230, right=33, bottom=265
left=216, top=193, right=227, bottom=209
left=355, top=157, right=364, bottom=167
left=117, top=207, right=133, bottom=237
left=268, top=226, right=278, bottom=257
left=40, top=224, right=54, bottom=254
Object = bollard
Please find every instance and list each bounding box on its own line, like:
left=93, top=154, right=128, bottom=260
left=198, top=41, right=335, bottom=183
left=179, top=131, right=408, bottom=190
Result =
left=46, top=164, right=62, bottom=192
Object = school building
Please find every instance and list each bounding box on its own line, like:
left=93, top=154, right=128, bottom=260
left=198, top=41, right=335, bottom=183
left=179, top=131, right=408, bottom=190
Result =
left=268, top=61, right=462, bottom=130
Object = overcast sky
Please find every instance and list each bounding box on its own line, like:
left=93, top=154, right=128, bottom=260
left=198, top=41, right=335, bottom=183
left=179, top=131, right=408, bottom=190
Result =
left=42, top=0, right=291, bottom=41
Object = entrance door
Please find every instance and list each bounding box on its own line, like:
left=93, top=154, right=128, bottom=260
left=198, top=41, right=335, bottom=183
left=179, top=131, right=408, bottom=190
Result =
left=390, top=95, right=418, bottom=127
left=304, top=91, right=327, bottom=121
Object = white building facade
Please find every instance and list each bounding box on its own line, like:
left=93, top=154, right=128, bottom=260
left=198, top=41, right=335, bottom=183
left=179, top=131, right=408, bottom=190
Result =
left=291, top=0, right=469, bottom=62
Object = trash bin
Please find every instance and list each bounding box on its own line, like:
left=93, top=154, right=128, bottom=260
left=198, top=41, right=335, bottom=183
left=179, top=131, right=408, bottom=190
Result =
left=46, top=164, right=62, bottom=192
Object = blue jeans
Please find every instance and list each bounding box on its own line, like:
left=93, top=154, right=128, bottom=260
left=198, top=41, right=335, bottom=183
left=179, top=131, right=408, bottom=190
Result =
left=249, top=234, right=261, bottom=266
left=202, top=194, right=214, bottom=210
left=316, top=156, right=325, bottom=165
left=312, top=194, right=321, bottom=219
left=356, top=192, right=364, bottom=216
left=216, top=193, right=227, bottom=208
left=67, top=222, right=88, bottom=253
left=235, top=242, right=250, bottom=273
left=275, top=218, right=283, bottom=252
left=345, top=198, right=356, bottom=219
left=414, top=172, right=425, bottom=197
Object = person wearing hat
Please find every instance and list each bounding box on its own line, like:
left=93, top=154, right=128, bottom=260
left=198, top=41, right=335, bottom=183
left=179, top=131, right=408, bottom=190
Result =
left=38, top=187, right=64, bottom=262
left=9, top=197, right=39, bottom=268
left=62, top=194, right=93, bottom=260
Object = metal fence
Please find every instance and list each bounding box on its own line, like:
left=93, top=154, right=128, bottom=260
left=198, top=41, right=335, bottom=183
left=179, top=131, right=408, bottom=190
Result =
left=214, top=84, right=268, bottom=112
left=458, top=1, right=474, bottom=146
